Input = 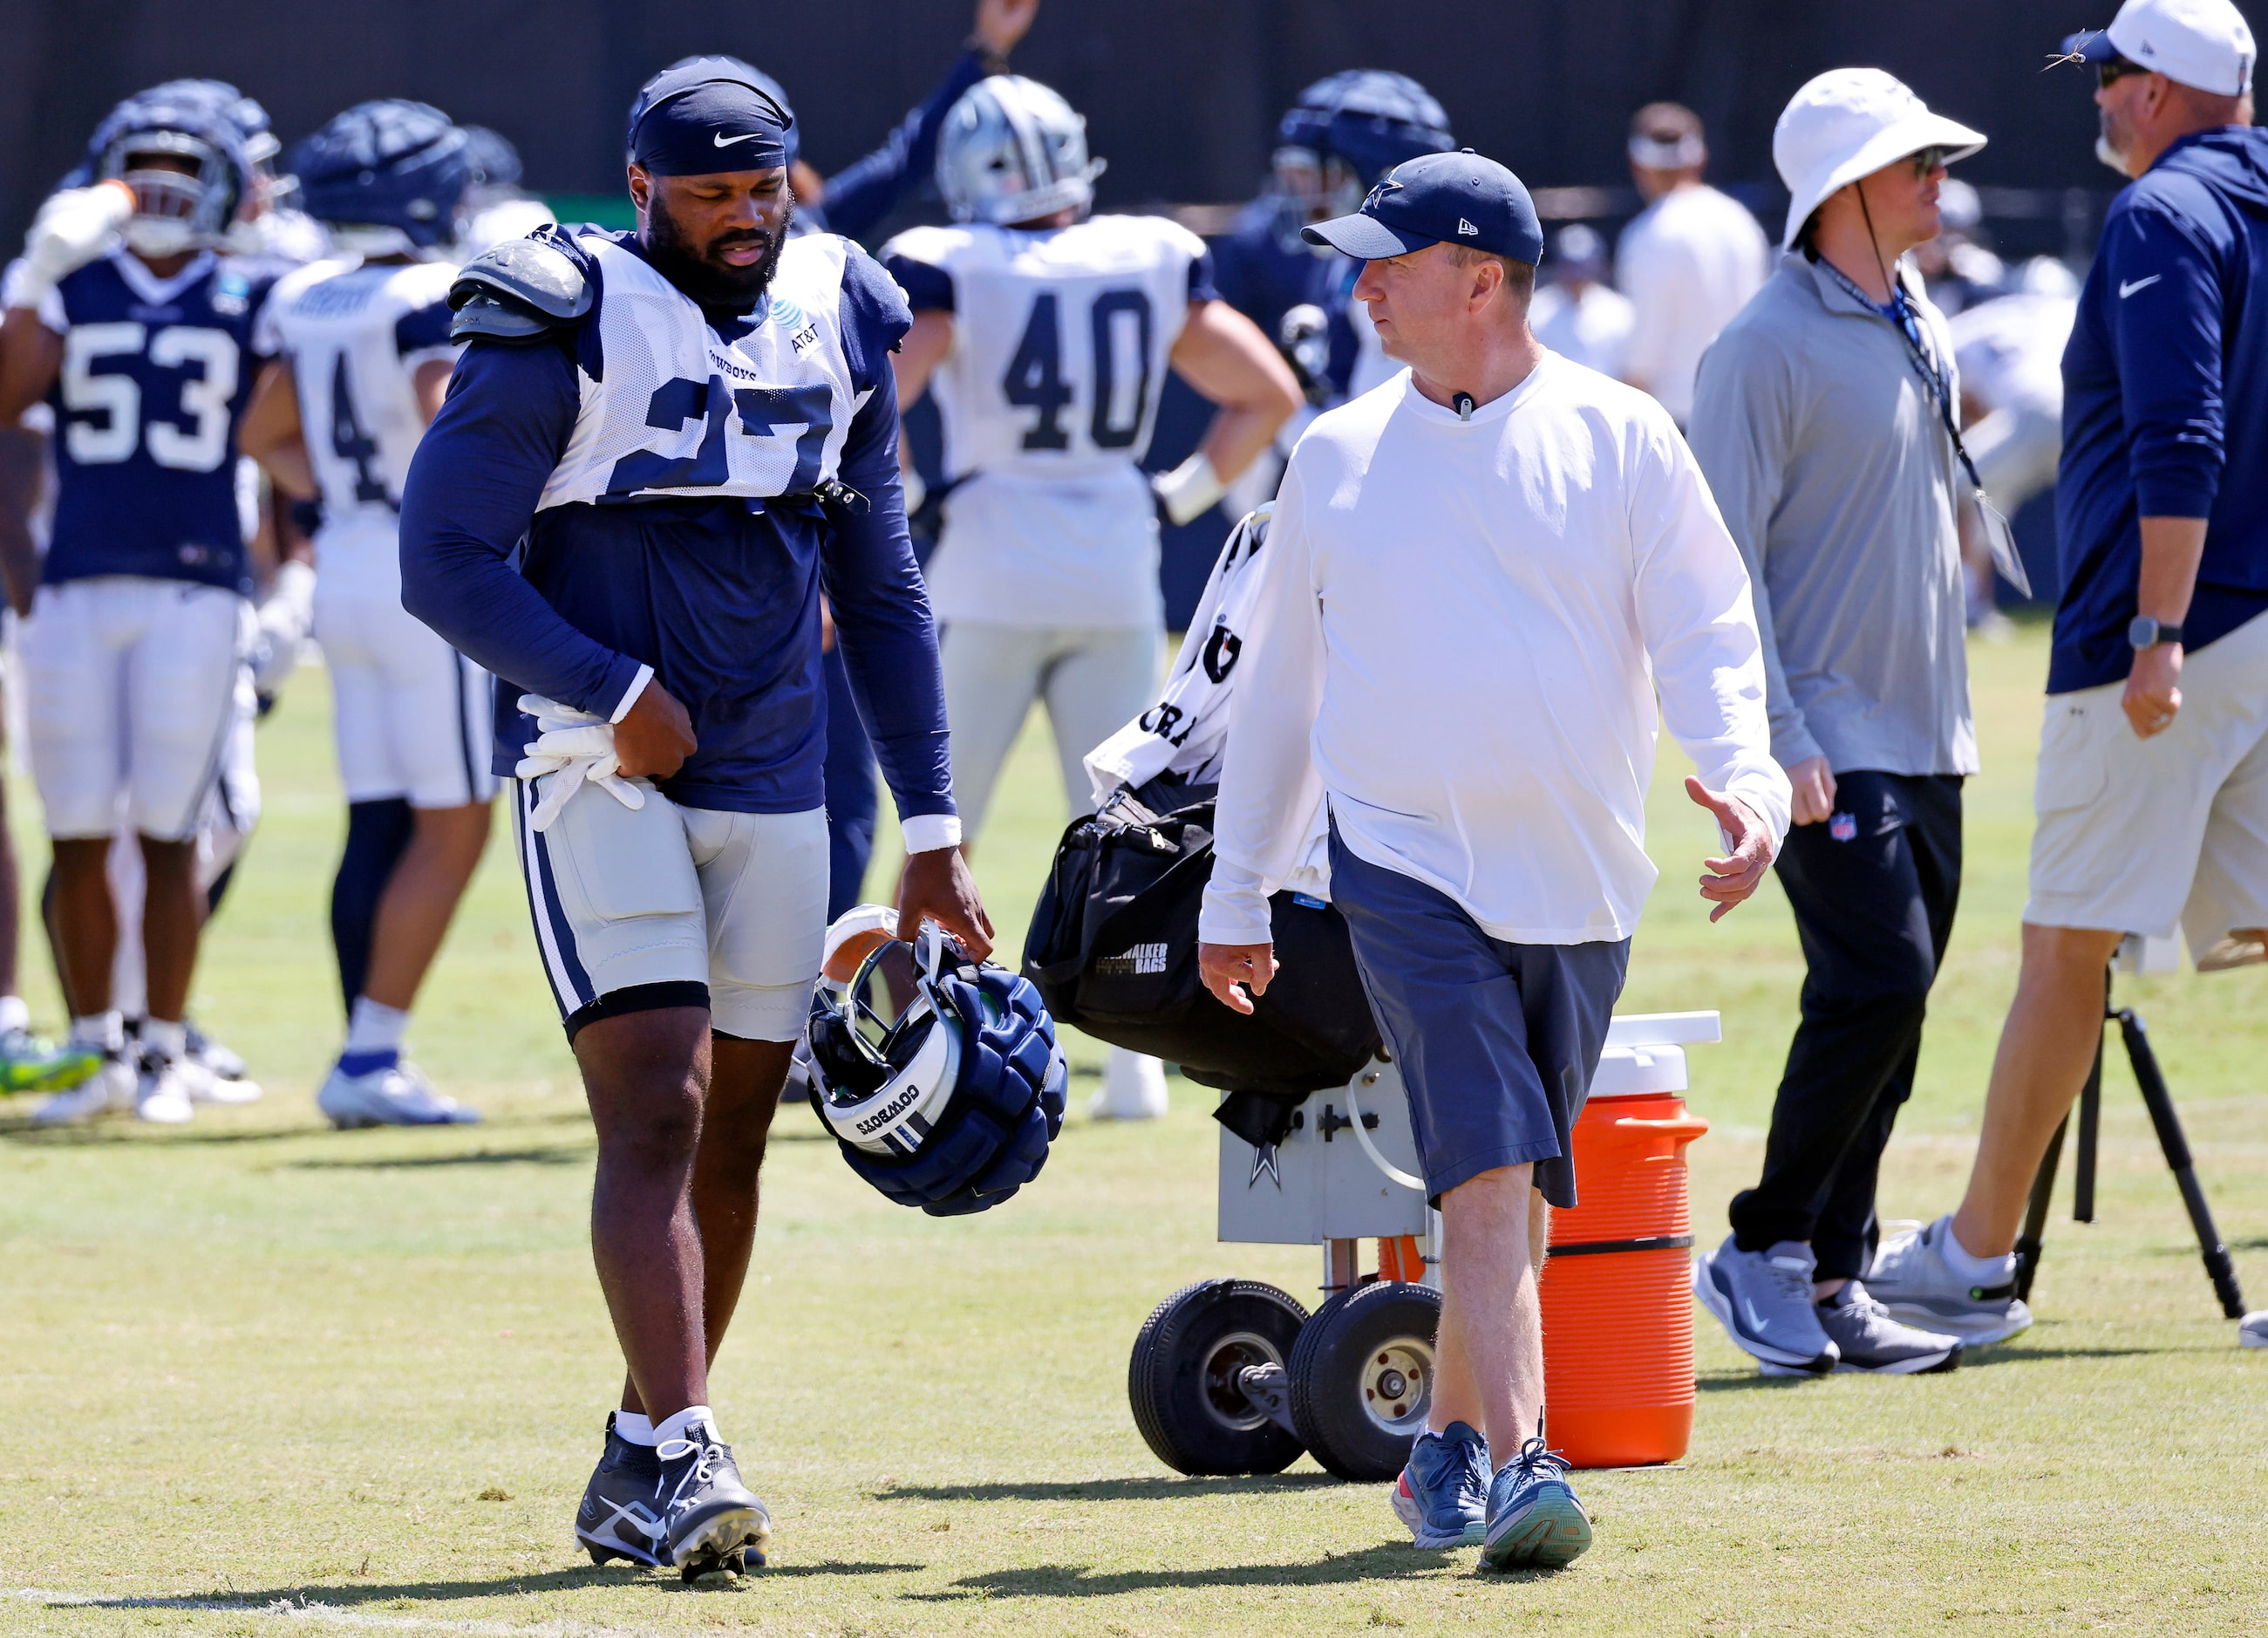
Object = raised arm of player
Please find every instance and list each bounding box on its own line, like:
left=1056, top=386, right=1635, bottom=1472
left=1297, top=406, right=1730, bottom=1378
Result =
left=1166, top=297, right=1303, bottom=489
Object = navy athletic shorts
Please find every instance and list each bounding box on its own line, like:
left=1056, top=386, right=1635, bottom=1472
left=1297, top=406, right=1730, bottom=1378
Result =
left=1327, top=823, right=1628, bottom=1210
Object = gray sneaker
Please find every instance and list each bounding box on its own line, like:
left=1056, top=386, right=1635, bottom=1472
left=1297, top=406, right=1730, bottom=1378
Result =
left=1866, top=1215, right=2032, bottom=1346
left=1792, top=1280, right=1962, bottom=1375
left=1693, top=1235, right=1837, bottom=1374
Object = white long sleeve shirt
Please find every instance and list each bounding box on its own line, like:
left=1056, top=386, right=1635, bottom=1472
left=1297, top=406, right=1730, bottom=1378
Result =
left=1198, top=354, right=1792, bottom=949
left=1615, top=184, right=1770, bottom=423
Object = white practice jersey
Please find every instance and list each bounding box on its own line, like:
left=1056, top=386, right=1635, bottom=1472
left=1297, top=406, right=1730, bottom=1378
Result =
left=537, top=231, right=876, bottom=511
left=882, top=215, right=1209, bottom=629
left=260, top=256, right=460, bottom=584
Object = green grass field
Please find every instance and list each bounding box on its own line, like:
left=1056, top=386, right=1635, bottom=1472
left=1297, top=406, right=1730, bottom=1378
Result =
left=3, top=622, right=2264, bottom=1635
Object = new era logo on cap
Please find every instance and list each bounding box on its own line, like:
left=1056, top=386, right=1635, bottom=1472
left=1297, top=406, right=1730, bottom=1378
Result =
left=1300, top=148, right=1545, bottom=266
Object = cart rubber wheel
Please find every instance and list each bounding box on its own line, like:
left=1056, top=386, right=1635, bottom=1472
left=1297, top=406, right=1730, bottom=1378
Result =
left=1127, top=1279, right=1309, bottom=1476
left=1288, top=1280, right=1442, bottom=1482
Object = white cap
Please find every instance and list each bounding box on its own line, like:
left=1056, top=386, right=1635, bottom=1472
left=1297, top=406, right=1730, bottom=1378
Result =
left=1772, top=69, right=1989, bottom=251
left=2087, top=0, right=2257, bottom=98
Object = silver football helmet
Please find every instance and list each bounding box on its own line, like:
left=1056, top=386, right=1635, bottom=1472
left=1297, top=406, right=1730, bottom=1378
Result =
left=936, top=75, right=1107, bottom=227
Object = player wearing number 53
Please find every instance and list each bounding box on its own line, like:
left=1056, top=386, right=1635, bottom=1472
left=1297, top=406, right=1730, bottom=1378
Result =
left=398, top=59, right=989, bottom=1572
left=0, top=91, right=278, bottom=1123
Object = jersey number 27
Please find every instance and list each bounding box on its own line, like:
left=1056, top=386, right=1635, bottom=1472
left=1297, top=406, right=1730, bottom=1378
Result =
left=1003, top=289, right=1153, bottom=453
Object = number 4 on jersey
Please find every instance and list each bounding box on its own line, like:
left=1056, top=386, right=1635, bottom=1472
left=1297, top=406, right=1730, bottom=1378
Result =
left=330, top=354, right=392, bottom=508
left=1002, top=288, right=1153, bottom=454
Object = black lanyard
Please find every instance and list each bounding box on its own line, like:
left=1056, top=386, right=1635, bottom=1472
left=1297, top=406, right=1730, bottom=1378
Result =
left=1819, top=259, right=1986, bottom=493
left=1817, top=257, right=2031, bottom=596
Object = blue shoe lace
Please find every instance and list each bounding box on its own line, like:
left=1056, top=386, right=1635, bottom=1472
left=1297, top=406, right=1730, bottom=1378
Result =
left=1507, top=1435, right=1573, bottom=1487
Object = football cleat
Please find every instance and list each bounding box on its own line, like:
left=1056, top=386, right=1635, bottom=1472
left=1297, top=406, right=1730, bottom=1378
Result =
left=185, top=1020, right=249, bottom=1083
left=133, top=1051, right=197, bottom=1125
left=0, top=1027, right=102, bottom=1095
left=318, top=1061, right=479, bottom=1129
left=31, top=1051, right=137, bottom=1125
left=655, top=1423, right=770, bottom=1579
left=575, top=1416, right=669, bottom=1568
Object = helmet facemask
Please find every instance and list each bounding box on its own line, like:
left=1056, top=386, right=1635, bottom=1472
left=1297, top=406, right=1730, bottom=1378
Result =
left=102, top=128, right=236, bottom=256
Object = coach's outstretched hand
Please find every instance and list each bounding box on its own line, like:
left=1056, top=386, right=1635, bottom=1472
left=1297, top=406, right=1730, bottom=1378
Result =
left=899, top=847, right=995, bottom=963
left=610, top=680, right=698, bottom=780
left=1687, top=776, right=1772, bottom=923
left=1199, top=942, right=1277, bottom=1016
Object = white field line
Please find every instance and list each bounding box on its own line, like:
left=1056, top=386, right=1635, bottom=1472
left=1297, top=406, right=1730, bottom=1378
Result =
left=8, top=1587, right=663, bottom=1637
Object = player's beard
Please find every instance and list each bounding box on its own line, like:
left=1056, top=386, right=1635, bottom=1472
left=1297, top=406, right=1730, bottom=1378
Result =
left=645, top=195, right=793, bottom=311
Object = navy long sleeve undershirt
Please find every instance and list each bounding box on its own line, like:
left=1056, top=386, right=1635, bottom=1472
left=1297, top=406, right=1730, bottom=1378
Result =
left=398, top=253, right=953, bottom=821
left=815, top=47, right=991, bottom=242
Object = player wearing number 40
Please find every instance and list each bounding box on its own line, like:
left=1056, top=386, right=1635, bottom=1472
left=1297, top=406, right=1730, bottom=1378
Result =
left=0, top=89, right=282, bottom=1123
left=882, top=76, right=1299, bottom=1118
left=237, top=100, right=494, bottom=1130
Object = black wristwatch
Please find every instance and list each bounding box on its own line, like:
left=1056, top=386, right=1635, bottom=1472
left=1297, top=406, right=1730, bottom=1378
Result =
left=2128, top=615, right=2185, bottom=651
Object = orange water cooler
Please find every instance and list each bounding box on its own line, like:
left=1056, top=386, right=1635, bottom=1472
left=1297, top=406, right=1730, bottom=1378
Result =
left=1540, top=1012, right=1718, bottom=1468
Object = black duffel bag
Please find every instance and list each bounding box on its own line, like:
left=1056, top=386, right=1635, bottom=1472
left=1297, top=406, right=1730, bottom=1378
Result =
left=1023, top=775, right=1380, bottom=1145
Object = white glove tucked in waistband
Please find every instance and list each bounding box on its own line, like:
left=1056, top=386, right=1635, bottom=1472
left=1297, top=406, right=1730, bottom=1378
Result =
left=515, top=693, right=649, bottom=831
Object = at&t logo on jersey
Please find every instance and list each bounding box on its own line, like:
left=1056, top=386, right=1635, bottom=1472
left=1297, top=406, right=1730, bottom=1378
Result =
left=762, top=293, right=819, bottom=353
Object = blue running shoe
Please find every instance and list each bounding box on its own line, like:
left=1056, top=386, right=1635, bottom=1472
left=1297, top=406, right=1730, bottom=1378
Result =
left=1390, top=1420, right=1489, bottom=1547
left=1480, top=1437, right=1592, bottom=1571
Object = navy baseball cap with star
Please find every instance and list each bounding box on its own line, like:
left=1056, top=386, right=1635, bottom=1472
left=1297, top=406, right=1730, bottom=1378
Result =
left=1303, top=147, right=1545, bottom=264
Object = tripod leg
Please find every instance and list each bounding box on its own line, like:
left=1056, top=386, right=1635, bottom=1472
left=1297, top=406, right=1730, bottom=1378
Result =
left=2117, top=1007, right=2248, bottom=1320
left=2076, top=971, right=2108, bottom=1222
left=2013, top=1116, right=2067, bottom=1303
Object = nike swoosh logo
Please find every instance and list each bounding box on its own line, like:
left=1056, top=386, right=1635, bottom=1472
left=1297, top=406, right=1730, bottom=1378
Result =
left=713, top=131, right=761, bottom=147
left=1741, top=1297, right=1771, bottom=1331
left=2118, top=275, right=2162, bottom=298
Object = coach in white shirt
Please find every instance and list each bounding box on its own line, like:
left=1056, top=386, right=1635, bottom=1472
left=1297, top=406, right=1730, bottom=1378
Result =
left=1195, top=151, right=1789, bottom=1571
left=1617, top=103, right=1771, bottom=424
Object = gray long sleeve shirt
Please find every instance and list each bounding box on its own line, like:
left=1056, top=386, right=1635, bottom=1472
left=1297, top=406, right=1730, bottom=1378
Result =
left=1688, top=255, right=1977, bottom=776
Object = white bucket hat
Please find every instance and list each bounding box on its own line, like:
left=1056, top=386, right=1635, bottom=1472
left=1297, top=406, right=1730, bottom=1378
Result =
left=1772, top=69, right=1988, bottom=250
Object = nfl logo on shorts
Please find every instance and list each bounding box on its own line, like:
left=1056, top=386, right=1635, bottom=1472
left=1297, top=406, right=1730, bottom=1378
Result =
left=1829, top=811, right=1857, bottom=843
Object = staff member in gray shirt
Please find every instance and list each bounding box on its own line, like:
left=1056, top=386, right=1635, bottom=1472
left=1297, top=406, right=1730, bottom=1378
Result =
left=1686, top=69, right=1987, bottom=1377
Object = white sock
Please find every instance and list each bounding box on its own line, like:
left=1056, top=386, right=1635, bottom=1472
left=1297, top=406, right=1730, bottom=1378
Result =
left=0, top=994, right=28, bottom=1034
left=614, top=1410, right=656, bottom=1446
left=141, top=1018, right=188, bottom=1061
left=70, top=1012, right=126, bottom=1053
left=344, top=997, right=410, bottom=1056
left=1941, top=1218, right=2015, bottom=1283
left=652, top=1405, right=719, bottom=1448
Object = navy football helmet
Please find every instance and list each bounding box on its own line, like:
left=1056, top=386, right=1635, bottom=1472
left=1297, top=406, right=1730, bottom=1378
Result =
left=460, top=126, right=525, bottom=199
left=289, top=100, right=473, bottom=252
left=1277, top=71, right=1454, bottom=187
left=808, top=919, right=1067, bottom=1218
left=79, top=90, right=253, bottom=257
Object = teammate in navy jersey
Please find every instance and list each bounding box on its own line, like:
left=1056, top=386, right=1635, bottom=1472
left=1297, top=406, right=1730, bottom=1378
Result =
left=399, top=60, right=987, bottom=1577
left=0, top=91, right=280, bottom=1125
left=239, top=99, right=490, bottom=1130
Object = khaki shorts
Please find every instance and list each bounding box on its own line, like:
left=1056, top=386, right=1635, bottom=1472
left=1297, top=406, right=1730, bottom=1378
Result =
left=511, top=776, right=828, bottom=1041
left=2026, top=611, right=2268, bottom=959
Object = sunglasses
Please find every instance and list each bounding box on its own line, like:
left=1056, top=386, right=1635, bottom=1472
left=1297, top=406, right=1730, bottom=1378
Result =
left=1909, top=146, right=1951, bottom=178
left=2097, top=57, right=2151, bottom=88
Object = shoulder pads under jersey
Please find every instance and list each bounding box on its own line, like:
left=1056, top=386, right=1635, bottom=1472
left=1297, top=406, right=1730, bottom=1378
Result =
left=447, top=235, right=593, bottom=341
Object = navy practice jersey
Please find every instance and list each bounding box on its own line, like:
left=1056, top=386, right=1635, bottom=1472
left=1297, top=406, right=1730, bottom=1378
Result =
left=398, top=227, right=953, bottom=822
left=3, top=247, right=282, bottom=594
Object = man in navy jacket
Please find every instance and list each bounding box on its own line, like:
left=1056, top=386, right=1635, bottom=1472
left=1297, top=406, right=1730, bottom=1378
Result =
left=1870, top=0, right=2268, bottom=1349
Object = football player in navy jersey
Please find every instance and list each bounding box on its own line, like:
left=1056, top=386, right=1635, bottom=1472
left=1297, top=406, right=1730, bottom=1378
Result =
left=399, top=61, right=986, bottom=1577
left=0, top=91, right=282, bottom=1125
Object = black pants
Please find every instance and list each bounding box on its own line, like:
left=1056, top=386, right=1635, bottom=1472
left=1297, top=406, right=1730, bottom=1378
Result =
left=1728, top=771, right=1963, bottom=1280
